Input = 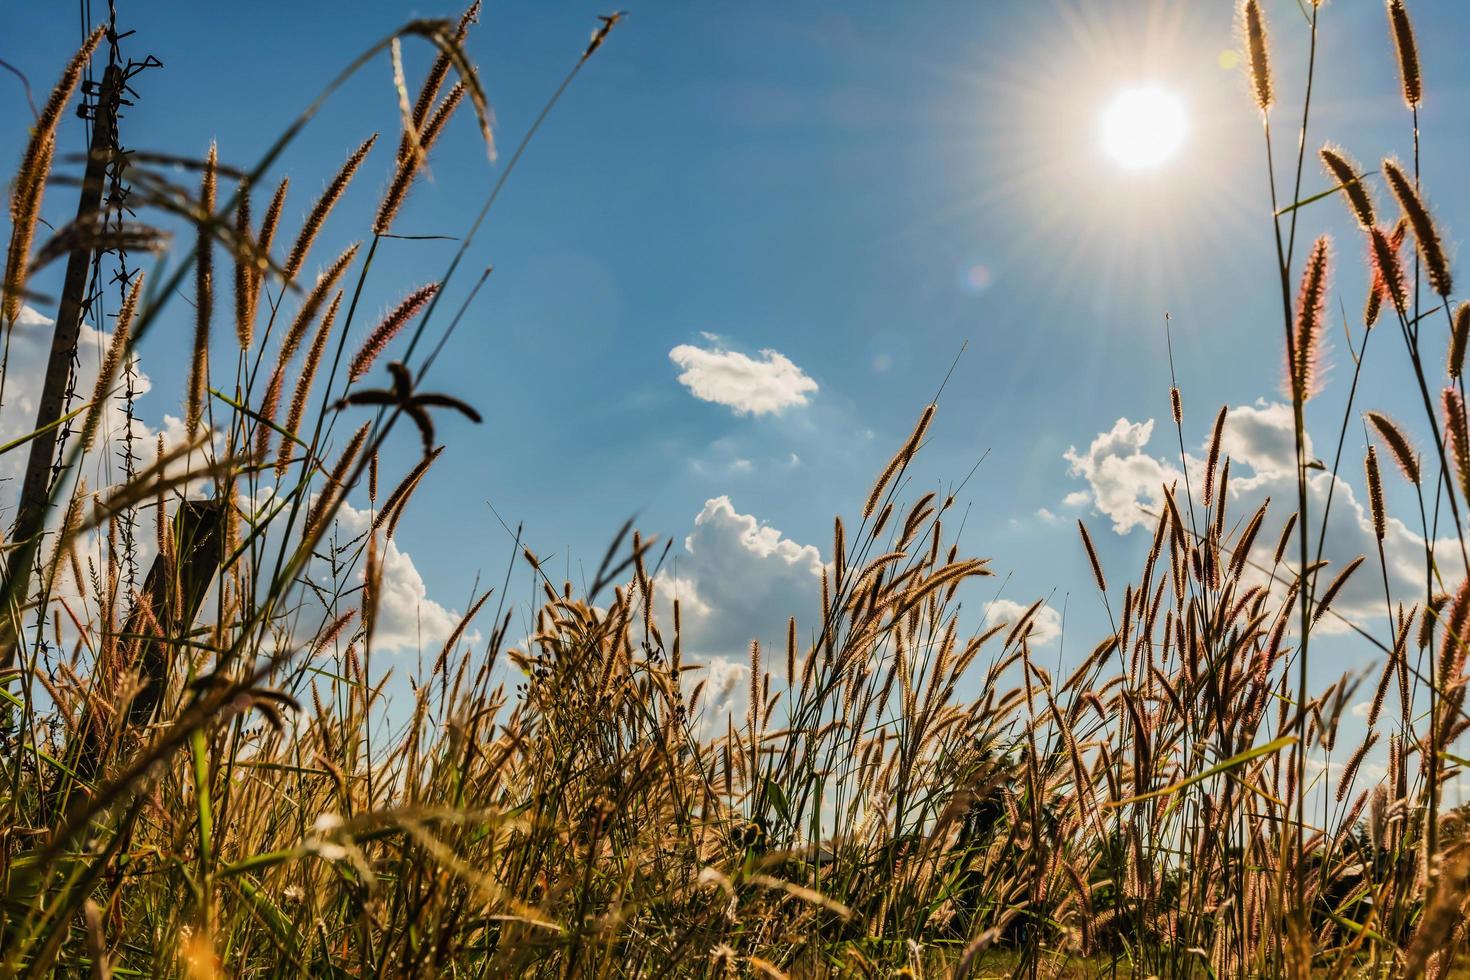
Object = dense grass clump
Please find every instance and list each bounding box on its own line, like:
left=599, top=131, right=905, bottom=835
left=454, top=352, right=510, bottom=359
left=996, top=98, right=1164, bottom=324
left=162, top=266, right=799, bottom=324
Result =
left=7, top=3, right=1470, bottom=977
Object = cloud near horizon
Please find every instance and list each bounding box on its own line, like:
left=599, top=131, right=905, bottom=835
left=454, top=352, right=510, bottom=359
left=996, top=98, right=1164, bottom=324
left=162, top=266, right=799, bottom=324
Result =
left=5, top=306, right=465, bottom=657
left=1063, top=399, right=1457, bottom=630
left=654, top=495, right=825, bottom=730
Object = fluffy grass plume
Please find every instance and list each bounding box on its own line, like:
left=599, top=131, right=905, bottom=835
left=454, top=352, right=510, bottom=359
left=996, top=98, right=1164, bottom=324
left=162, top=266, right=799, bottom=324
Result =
left=1386, top=0, right=1422, bottom=108
left=1318, top=144, right=1375, bottom=229
left=1445, top=386, right=1470, bottom=504
left=1365, top=217, right=1408, bottom=327
left=1077, top=518, right=1107, bottom=593
left=1291, top=236, right=1331, bottom=401
left=1240, top=0, right=1272, bottom=112
left=1366, top=410, right=1421, bottom=484
left=282, top=134, right=376, bottom=281
left=1369, top=222, right=1408, bottom=317
left=1382, top=157, right=1453, bottom=297
left=232, top=180, right=255, bottom=350
left=187, top=142, right=218, bottom=435
left=1452, top=302, right=1470, bottom=379
left=2, top=24, right=106, bottom=323
left=347, top=282, right=439, bottom=380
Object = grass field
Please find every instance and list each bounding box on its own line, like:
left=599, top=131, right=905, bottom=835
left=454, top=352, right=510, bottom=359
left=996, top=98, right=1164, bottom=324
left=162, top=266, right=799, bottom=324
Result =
left=7, top=2, right=1470, bottom=977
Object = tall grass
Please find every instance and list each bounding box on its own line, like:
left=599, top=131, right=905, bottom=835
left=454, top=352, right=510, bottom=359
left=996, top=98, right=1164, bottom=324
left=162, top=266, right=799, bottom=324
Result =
left=5, top=3, right=1470, bottom=977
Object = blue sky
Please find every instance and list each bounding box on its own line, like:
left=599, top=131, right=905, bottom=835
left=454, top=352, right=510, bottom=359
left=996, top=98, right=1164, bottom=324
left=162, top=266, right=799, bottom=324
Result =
left=10, top=1, right=1470, bottom=732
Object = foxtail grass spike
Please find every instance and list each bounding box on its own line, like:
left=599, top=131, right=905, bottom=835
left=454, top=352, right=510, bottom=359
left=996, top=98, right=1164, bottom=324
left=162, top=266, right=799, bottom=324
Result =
left=1366, top=446, right=1387, bottom=542
left=279, top=290, right=343, bottom=478
left=1365, top=219, right=1408, bottom=326
left=1291, top=236, right=1332, bottom=402
left=1368, top=220, right=1410, bottom=323
left=188, top=143, right=218, bottom=436
left=1078, top=520, right=1107, bottom=594
left=376, top=83, right=466, bottom=235
left=1382, top=158, right=1452, bottom=297
left=1204, top=405, right=1227, bottom=508
left=348, top=282, right=440, bottom=381
left=280, top=242, right=360, bottom=365
left=79, top=274, right=143, bottom=454
left=1241, top=0, right=1273, bottom=112
left=1366, top=411, right=1421, bottom=485
left=1387, top=0, right=1422, bottom=108
left=283, top=135, right=376, bottom=282
left=1444, top=387, right=1470, bottom=504
left=1452, top=303, right=1470, bottom=379
left=1318, top=145, right=1375, bottom=229
left=3, top=25, right=106, bottom=323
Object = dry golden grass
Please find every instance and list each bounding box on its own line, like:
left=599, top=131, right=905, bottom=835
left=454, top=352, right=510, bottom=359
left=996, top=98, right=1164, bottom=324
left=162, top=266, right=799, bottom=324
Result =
left=6, top=3, right=1470, bottom=978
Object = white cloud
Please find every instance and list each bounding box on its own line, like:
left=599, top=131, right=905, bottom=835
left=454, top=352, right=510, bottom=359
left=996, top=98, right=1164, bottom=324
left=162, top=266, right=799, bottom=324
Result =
left=1063, top=417, right=1182, bottom=533
left=1, top=306, right=155, bottom=499
left=1219, top=401, right=1303, bottom=478
left=668, top=342, right=817, bottom=416
left=983, top=598, right=1062, bottom=645
left=699, top=656, right=749, bottom=730
left=302, top=499, right=468, bottom=655
left=1035, top=507, right=1061, bottom=526
left=1063, top=401, right=1457, bottom=629
left=654, top=496, right=825, bottom=729
left=5, top=307, right=464, bottom=657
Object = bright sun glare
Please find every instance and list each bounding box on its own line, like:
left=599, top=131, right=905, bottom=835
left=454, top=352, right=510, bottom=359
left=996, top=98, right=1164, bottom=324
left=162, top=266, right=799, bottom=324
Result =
left=1100, top=85, right=1188, bottom=170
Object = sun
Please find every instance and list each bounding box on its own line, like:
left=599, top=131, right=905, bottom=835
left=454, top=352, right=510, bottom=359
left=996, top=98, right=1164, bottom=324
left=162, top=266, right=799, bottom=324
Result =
left=1099, top=85, right=1188, bottom=170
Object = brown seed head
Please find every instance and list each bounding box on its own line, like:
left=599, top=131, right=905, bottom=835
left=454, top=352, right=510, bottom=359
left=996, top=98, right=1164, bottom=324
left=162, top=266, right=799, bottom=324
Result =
left=1318, top=144, right=1375, bottom=229
left=1241, top=0, right=1273, bottom=111
left=1366, top=411, right=1420, bottom=485
left=1386, top=0, right=1422, bottom=108
left=1368, top=224, right=1408, bottom=318
left=1290, top=236, right=1331, bottom=402
left=1382, top=158, right=1452, bottom=297
left=1204, top=405, right=1227, bottom=508
left=188, top=143, right=218, bottom=436
left=283, top=135, right=376, bottom=282
left=1365, top=446, right=1386, bottom=542
left=348, top=282, right=440, bottom=382
left=1445, top=387, right=1470, bottom=504
left=376, top=83, right=466, bottom=235
left=4, top=25, right=106, bottom=323
left=233, top=181, right=255, bottom=350
left=1078, top=520, right=1107, bottom=594
left=278, top=291, right=343, bottom=478
left=79, top=273, right=143, bottom=453
left=1452, top=303, right=1470, bottom=380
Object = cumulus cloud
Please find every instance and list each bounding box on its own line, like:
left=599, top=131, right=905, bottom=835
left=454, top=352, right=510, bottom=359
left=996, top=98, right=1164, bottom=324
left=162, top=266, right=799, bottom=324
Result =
left=668, top=342, right=817, bottom=416
left=1063, top=417, right=1182, bottom=534
left=983, top=598, right=1062, bottom=645
left=5, top=307, right=463, bottom=657
left=1, top=306, right=157, bottom=498
left=654, top=496, right=825, bottom=728
left=296, top=499, right=468, bottom=655
left=1064, top=400, right=1456, bottom=629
